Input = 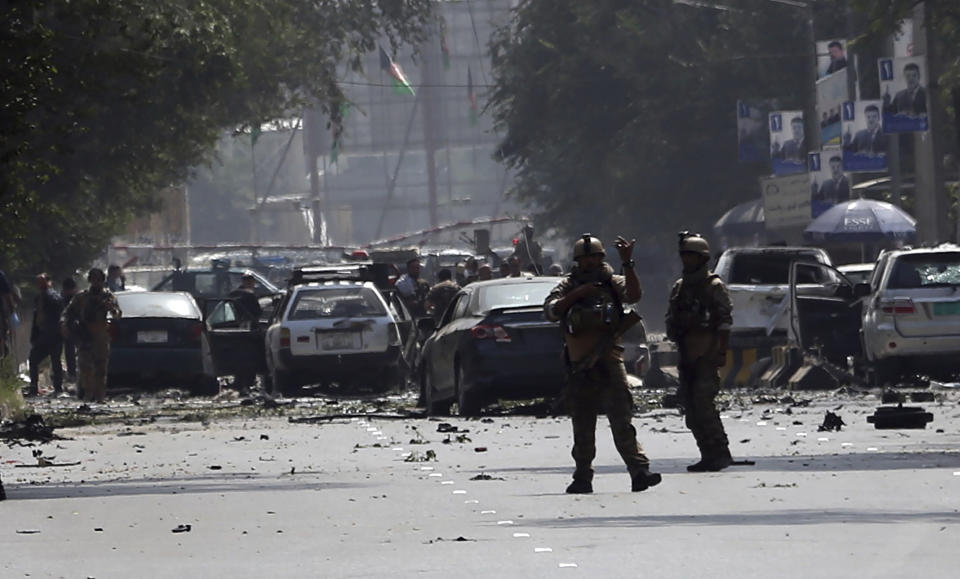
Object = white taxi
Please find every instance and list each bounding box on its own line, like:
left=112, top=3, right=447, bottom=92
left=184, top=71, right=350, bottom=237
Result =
left=264, top=278, right=418, bottom=394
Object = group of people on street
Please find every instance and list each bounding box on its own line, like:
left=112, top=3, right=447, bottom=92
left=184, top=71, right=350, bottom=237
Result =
left=545, top=230, right=734, bottom=493
left=1, top=267, right=123, bottom=403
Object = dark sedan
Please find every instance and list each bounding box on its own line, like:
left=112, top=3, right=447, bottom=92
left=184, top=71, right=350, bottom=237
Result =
left=418, top=277, right=566, bottom=416
left=107, top=291, right=219, bottom=395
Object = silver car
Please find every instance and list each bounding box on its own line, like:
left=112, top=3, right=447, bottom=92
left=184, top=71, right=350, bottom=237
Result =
left=862, top=245, right=960, bottom=380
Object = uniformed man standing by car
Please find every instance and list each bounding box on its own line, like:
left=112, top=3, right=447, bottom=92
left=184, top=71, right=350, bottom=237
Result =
left=395, top=258, right=430, bottom=318
left=544, top=234, right=662, bottom=494
left=666, top=233, right=734, bottom=472
left=227, top=273, right=263, bottom=394
left=61, top=268, right=121, bottom=402
left=27, top=274, right=65, bottom=397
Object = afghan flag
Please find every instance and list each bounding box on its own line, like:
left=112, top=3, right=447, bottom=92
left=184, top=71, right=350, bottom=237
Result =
left=468, top=67, right=479, bottom=126
left=379, top=46, right=415, bottom=96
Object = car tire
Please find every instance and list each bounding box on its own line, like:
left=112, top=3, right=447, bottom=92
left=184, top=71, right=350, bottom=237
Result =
left=192, top=375, right=220, bottom=397
left=455, top=362, right=482, bottom=417
left=871, top=358, right=902, bottom=387
left=424, top=364, right=452, bottom=416
left=272, top=367, right=297, bottom=397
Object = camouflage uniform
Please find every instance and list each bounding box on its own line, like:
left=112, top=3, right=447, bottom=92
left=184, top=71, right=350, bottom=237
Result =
left=61, top=288, right=120, bottom=402
left=545, top=265, right=653, bottom=488
left=666, top=268, right=734, bottom=465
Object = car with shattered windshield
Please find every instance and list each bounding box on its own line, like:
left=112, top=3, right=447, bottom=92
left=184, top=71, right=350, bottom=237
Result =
left=860, top=245, right=960, bottom=382
left=417, top=276, right=565, bottom=416
left=250, top=265, right=419, bottom=395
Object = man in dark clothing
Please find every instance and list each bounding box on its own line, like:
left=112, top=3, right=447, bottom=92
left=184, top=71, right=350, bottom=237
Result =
left=28, top=274, right=65, bottom=396
left=0, top=268, right=14, bottom=359
left=61, top=278, right=79, bottom=382
left=228, top=273, right=262, bottom=324
left=426, top=269, right=460, bottom=324
left=226, top=273, right=262, bottom=393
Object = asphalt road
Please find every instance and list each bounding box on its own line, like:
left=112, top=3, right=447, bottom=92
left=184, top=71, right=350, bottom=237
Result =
left=2, top=391, right=960, bottom=578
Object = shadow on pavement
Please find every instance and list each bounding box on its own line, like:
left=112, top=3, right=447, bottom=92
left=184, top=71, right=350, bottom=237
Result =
left=524, top=508, right=960, bottom=529
left=7, top=472, right=369, bottom=501
left=487, top=451, right=960, bottom=476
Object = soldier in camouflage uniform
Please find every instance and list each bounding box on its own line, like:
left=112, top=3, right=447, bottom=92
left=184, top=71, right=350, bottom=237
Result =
left=545, top=234, right=662, bottom=494
left=666, top=233, right=734, bottom=472
left=60, top=268, right=122, bottom=402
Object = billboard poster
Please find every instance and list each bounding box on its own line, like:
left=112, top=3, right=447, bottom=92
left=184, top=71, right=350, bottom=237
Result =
left=809, top=147, right=848, bottom=218
left=737, top=99, right=777, bottom=163
left=816, top=68, right=848, bottom=146
left=879, top=56, right=929, bottom=132
left=817, top=39, right=848, bottom=79
left=761, top=173, right=812, bottom=230
left=769, top=110, right=806, bottom=176
left=893, top=19, right=913, bottom=57
left=842, top=100, right=888, bottom=172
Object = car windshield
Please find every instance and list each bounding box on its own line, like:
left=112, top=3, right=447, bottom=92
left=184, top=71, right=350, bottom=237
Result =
left=289, top=287, right=387, bottom=319
left=477, top=281, right=555, bottom=312
left=117, top=292, right=199, bottom=318
left=887, top=252, right=960, bottom=289
left=726, top=252, right=825, bottom=284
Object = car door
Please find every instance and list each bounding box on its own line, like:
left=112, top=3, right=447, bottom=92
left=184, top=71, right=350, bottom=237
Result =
left=789, top=261, right=863, bottom=364
left=205, top=299, right=268, bottom=377
left=429, top=291, right=472, bottom=397
left=385, top=290, right=417, bottom=364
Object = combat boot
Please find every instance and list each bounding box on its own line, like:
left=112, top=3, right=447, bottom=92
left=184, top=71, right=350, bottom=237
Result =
left=630, top=469, right=662, bottom=492
left=687, top=448, right=733, bottom=472
left=565, top=479, right=593, bottom=494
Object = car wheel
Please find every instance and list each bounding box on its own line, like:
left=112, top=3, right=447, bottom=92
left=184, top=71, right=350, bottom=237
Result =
left=424, top=364, right=451, bottom=416
left=192, top=375, right=220, bottom=397
left=871, top=358, right=902, bottom=387
left=455, top=362, right=482, bottom=417
left=272, top=366, right=296, bottom=397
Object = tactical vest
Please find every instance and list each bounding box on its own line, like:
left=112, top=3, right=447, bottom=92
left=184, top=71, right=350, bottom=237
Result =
left=565, top=279, right=623, bottom=336
left=669, top=274, right=720, bottom=335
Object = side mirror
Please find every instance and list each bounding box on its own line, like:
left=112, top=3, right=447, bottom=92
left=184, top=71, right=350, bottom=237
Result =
left=417, top=318, right=437, bottom=334
left=853, top=282, right=872, bottom=298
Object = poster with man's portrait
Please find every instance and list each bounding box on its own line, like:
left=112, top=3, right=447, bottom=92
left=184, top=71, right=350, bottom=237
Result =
left=737, top=99, right=777, bottom=163
left=809, top=147, right=848, bottom=218
left=841, top=100, right=888, bottom=172
left=769, top=110, right=806, bottom=176
left=816, top=68, right=848, bottom=146
left=879, top=56, right=929, bottom=132
left=817, top=39, right=847, bottom=79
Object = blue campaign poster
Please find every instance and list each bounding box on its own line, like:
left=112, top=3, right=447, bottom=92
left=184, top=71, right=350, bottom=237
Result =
left=879, top=57, right=929, bottom=133
left=841, top=101, right=889, bottom=173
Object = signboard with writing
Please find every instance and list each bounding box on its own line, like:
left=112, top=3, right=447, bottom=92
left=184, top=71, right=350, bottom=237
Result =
left=761, top=173, right=812, bottom=230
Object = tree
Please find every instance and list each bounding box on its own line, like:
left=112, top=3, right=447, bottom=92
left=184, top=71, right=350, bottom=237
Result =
left=488, top=0, right=832, bottom=250
left=0, top=0, right=432, bottom=280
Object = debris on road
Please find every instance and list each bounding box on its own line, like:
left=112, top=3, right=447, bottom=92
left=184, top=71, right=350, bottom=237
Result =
left=16, top=529, right=41, bottom=534
left=867, top=404, right=934, bottom=429
left=470, top=473, right=505, bottom=481
left=1, top=414, right=67, bottom=445
left=818, top=411, right=846, bottom=432
left=171, top=524, right=192, bottom=533
left=474, top=447, right=487, bottom=452
left=404, top=450, right=437, bottom=462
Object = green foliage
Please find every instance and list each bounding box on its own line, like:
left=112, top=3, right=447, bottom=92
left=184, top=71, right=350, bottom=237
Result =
left=1, top=0, right=432, bottom=280
left=489, top=0, right=823, bottom=244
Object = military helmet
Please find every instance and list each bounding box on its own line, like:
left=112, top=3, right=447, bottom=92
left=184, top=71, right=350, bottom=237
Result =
left=678, top=233, right=711, bottom=257
left=573, top=234, right=605, bottom=259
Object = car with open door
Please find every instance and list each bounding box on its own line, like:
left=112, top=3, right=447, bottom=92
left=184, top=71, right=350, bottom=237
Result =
left=107, top=291, right=219, bottom=395
left=788, top=261, right=865, bottom=367
left=418, top=276, right=566, bottom=416
left=259, top=265, right=418, bottom=396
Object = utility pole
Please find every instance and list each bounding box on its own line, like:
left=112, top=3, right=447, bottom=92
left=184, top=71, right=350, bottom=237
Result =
left=421, top=32, right=440, bottom=228
left=911, top=2, right=949, bottom=243
left=303, top=105, right=325, bottom=244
